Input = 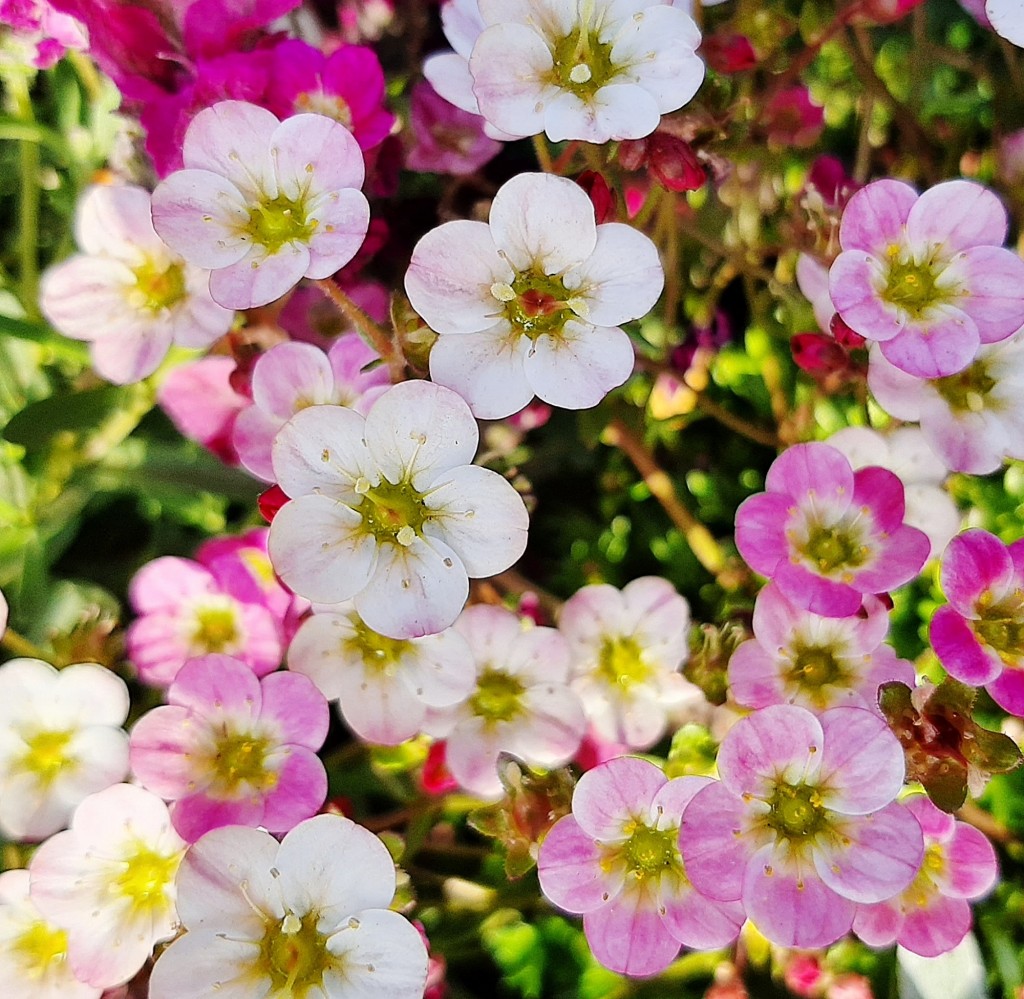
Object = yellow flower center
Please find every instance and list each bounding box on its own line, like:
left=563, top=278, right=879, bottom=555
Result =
left=19, top=729, right=74, bottom=786
left=469, top=667, right=527, bottom=725
left=130, top=256, right=188, bottom=313
left=880, top=246, right=952, bottom=319
left=795, top=514, right=870, bottom=578
left=622, top=822, right=682, bottom=882
left=191, top=604, right=241, bottom=654
left=13, top=920, right=69, bottom=976
left=345, top=617, right=414, bottom=675
left=932, top=358, right=997, bottom=414
left=206, top=730, right=276, bottom=795
left=113, top=841, right=182, bottom=917
left=595, top=635, right=653, bottom=690
left=296, top=91, right=354, bottom=130
left=244, top=192, right=318, bottom=255
left=786, top=642, right=849, bottom=705
left=974, top=588, right=1024, bottom=664
left=355, top=475, right=430, bottom=548
left=548, top=0, right=620, bottom=99
left=258, top=910, right=339, bottom=998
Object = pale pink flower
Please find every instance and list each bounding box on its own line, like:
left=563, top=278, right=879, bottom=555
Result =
left=152, top=101, right=371, bottom=309
left=148, top=815, right=428, bottom=999
left=429, top=0, right=705, bottom=144
left=558, top=576, right=700, bottom=750
left=39, top=185, right=233, bottom=384
left=287, top=602, right=476, bottom=745
left=728, top=583, right=914, bottom=714
left=233, top=336, right=389, bottom=481
left=539, top=758, right=743, bottom=976
left=29, top=784, right=186, bottom=990
left=735, top=442, right=930, bottom=618
left=826, top=426, right=962, bottom=559
left=0, top=658, right=129, bottom=842
left=423, top=604, right=586, bottom=799
left=268, top=381, right=529, bottom=639
left=157, top=356, right=249, bottom=464
left=130, top=654, right=328, bottom=841
left=868, top=333, right=1024, bottom=474
left=988, top=0, right=1024, bottom=45
left=930, top=529, right=1024, bottom=716
left=0, top=868, right=100, bottom=999
left=125, top=554, right=283, bottom=687
left=680, top=704, right=924, bottom=949
left=406, top=172, right=663, bottom=418
left=830, top=179, right=1024, bottom=378
left=854, top=796, right=998, bottom=957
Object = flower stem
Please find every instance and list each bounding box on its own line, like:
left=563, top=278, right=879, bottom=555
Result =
left=603, top=418, right=735, bottom=585
left=694, top=392, right=780, bottom=449
left=313, top=279, right=404, bottom=381
left=1, top=627, right=51, bottom=662
left=11, top=72, right=41, bottom=318
left=531, top=133, right=554, bottom=173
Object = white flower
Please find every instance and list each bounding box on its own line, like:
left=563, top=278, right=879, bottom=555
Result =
left=826, top=425, right=963, bottom=559
left=287, top=601, right=476, bottom=744
left=0, top=869, right=100, bottom=999
left=988, top=0, right=1024, bottom=47
left=0, top=658, right=129, bottom=841
left=148, top=815, right=428, bottom=999
left=406, top=172, right=663, bottom=418
left=29, top=785, right=185, bottom=990
left=559, top=576, right=699, bottom=749
left=39, top=185, right=234, bottom=384
left=425, top=0, right=704, bottom=143
left=268, top=381, right=529, bottom=639
left=424, top=604, right=587, bottom=798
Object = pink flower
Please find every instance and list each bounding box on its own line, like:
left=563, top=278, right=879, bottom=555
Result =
left=265, top=39, right=395, bottom=151
left=125, top=554, right=283, bottom=687
left=868, top=333, right=1024, bottom=474
left=39, top=185, right=234, bottom=384
left=930, top=529, right=1024, bottom=715
left=538, top=757, right=743, bottom=977
left=130, top=654, right=329, bottom=841
left=680, top=704, right=924, bottom=949
left=853, top=796, right=998, bottom=956
left=406, top=172, right=662, bottom=419
left=406, top=80, right=502, bottom=176
left=233, top=336, right=389, bottom=481
left=830, top=179, right=1024, bottom=378
left=763, top=86, right=825, bottom=149
left=734, top=442, right=930, bottom=618
left=152, top=101, right=371, bottom=310
left=0, top=0, right=86, bottom=68
left=728, top=583, right=914, bottom=714
left=423, top=605, right=586, bottom=799
left=157, top=356, right=249, bottom=464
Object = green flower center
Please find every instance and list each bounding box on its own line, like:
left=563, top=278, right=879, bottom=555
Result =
left=595, top=635, right=653, bottom=690
left=932, top=358, right=997, bottom=414
left=192, top=605, right=241, bottom=654
left=787, top=642, right=847, bottom=694
left=19, top=729, right=73, bottom=786
left=207, top=731, right=275, bottom=794
left=622, top=822, right=682, bottom=881
left=470, top=667, right=526, bottom=725
left=13, top=920, right=68, bottom=972
left=245, top=192, right=317, bottom=254
left=131, top=257, right=187, bottom=313
left=491, top=267, right=586, bottom=342
left=975, top=588, right=1024, bottom=663
left=797, top=518, right=869, bottom=577
left=548, top=6, right=619, bottom=98
left=355, top=476, right=430, bottom=548
left=114, top=842, right=181, bottom=916
left=766, top=782, right=827, bottom=841
left=259, top=910, right=338, bottom=998
left=345, top=616, right=413, bottom=674
left=880, top=246, right=954, bottom=319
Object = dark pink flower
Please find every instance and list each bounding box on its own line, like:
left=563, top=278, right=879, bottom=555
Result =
left=406, top=80, right=501, bottom=175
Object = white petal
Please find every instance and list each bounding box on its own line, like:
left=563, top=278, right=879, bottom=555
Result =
left=323, top=909, right=428, bottom=999
left=149, top=932, right=261, bottom=999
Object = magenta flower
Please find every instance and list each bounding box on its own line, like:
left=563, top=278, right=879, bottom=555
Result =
left=152, top=100, right=370, bottom=310
left=233, top=336, right=389, bottom=481
left=130, top=654, right=328, bottom=842
left=735, top=442, right=930, bottom=618
left=125, top=554, right=283, bottom=687
left=406, top=80, right=502, bottom=176
left=680, top=704, right=923, bottom=949
left=728, top=583, right=914, bottom=714
left=830, top=179, right=1024, bottom=378
left=930, top=528, right=1024, bottom=715
left=538, top=757, right=743, bottom=977
left=266, top=39, right=395, bottom=152
left=853, top=796, right=998, bottom=956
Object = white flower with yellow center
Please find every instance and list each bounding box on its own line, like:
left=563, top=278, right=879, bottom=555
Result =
left=0, top=658, right=129, bottom=842
left=148, top=815, right=428, bottom=999
left=28, top=784, right=186, bottom=990
left=0, top=869, right=100, bottom=999
left=39, top=184, right=234, bottom=384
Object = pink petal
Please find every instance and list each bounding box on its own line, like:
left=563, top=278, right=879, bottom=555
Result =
left=538, top=815, right=623, bottom=913
left=303, top=188, right=371, bottom=280
left=678, top=781, right=749, bottom=902
left=742, top=844, right=855, bottom=949
left=940, top=529, right=1015, bottom=613
left=905, top=180, right=1008, bottom=252
left=172, top=793, right=264, bottom=843
left=208, top=242, right=311, bottom=310
left=259, top=747, right=328, bottom=831
left=878, top=307, right=979, bottom=380
left=129, top=706, right=196, bottom=797
left=830, top=251, right=905, bottom=342
left=818, top=707, right=905, bottom=814
left=76, top=184, right=163, bottom=256
left=766, top=441, right=855, bottom=499
left=252, top=341, right=335, bottom=419
left=271, top=113, right=365, bottom=197
left=851, top=524, right=930, bottom=594
left=898, top=895, right=972, bottom=957
left=505, top=625, right=573, bottom=685
left=955, top=245, right=1024, bottom=342
left=851, top=465, right=906, bottom=534
left=774, top=561, right=864, bottom=617
left=728, top=639, right=786, bottom=709
left=988, top=666, right=1024, bottom=715
left=335, top=665, right=427, bottom=744
left=89, top=325, right=174, bottom=384
left=582, top=885, right=681, bottom=977
left=513, top=685, right=587, bottom=766
left=734, top=493, right=792, bottom=578
left=130, top=557, right=215, bottom=612
left=854, top=898, right=904, bottom=947
left=182, top=100, right=279, bottom=197
left=940, top=823, right=999, bottom=899
left=258, top=671, right=330, bottom=748
left=839, top=179, right=918, bottom=255
left=572, top=757, right=667, bottom=840
left=233, top=405, right=283, bottom=481
left=929, top=606, right=1002, bottom=686
left=813, top=802, right=923, bottom=903
left=659, top=881, right=745, bottom=950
